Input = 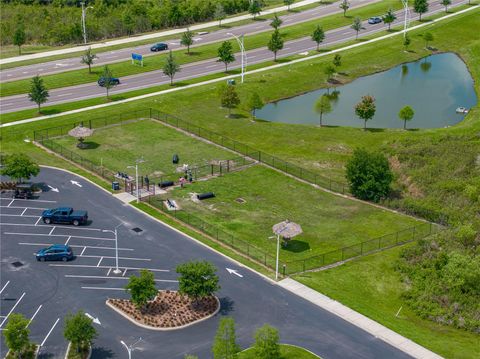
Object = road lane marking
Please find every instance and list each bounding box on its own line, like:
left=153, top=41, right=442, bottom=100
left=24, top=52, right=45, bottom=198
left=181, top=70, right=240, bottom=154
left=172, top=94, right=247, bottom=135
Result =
left=49, top=264, right=169, bottom=272
left=40, top=318, right=60, bottom=346
left=66, top=275, right=177, bottom=283
left=0, top=292, right=26, bottom=327
left=0, top=281, right=10, bottom=294
left=81, top=287, right=125, bottom=290
left=27, top=305, right=42, bottom=328
left=57, top=93, right=73, bottom=97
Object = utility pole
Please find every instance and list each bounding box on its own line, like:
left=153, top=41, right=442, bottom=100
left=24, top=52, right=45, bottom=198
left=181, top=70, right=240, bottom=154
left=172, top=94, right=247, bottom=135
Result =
left=128, top=158, right=146, bottom=203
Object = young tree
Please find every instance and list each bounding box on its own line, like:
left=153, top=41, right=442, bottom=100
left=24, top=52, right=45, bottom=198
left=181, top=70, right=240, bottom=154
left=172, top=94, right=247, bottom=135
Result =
left=339, top=0, right=350, bottom=17
left=247, top=92, right=264, bottom=119
left=249, top=0, right=262, bottom=20
left=284, top=0, right=295, bottom=11
left=1, top=153, right=40, bottom=183
left=64, top=311, right=97, bottom=353
left=80, top=47, right=97, bottom=74
left=441, top=0, right=451, bottom=12
left=351, top=17, right=362, bottom=39
left=28, top=75, right=49, bottom=113
left=270, top=13, right=283, bottom=29
left=212, top=317, right=240, bottom=359
left=125, top=269, right=158, bottom=310
left=3, top=313, right=32, bottom=357
left=253, top=324, right=280, bottom=359
left=13, top=26, right=26, bottom=55
left=346, top=148, right=393, bottom=202
left=382, top=8, right=396, bottom=31
left=333, top=54, right=342, bottom=68
left=398, top=105, right=414, bottom=129
left=163, top=50, right=181, bottom=85
left=403, top=33, right=411, bottom=51
left=314, top=94, right=332, bottom=127
left=424, top=32, right=434, bottom=48
left=413, top=0, right=429, bottom=21
left=355, top=95, right=376, bottom=130
left=268, top=29, right=284, bottom=61
left=99, top=65, right=117, bottom=98
left=181, top=29, right=194, bottom=54
left=217, top=41, right=235, bottom=72
left=214, top=3, right=226, bottom=27
left=176, top=261, right=220, bottom=305
left=218, top=84, right=241, bottom=117
left=324, top=65, right=336, bottom=83
left=311, top=25, right=325, bottom=51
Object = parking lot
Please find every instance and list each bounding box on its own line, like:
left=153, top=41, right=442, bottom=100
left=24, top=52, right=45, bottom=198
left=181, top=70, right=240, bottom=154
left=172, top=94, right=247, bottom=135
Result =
left=1, top=168, right=412, bottom=359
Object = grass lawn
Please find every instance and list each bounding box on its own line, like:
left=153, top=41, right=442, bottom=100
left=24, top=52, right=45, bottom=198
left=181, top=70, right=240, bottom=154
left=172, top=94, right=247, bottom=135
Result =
left=52, top=119, right=234, bottom=177
left=237, top=344, right=320, bottom=358
left=293, top=245, right=480, bottom=358
left=0, top=0, right=404, bottom=97
left=150, top=165, right=420, bottom=262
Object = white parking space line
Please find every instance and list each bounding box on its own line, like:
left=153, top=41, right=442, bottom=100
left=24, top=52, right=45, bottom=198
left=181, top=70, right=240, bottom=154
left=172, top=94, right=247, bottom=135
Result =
left=0, top=281, right=10, bottom=294
left=18, top=242, right=134, bottom=251
left=107, top=268, right=112, bottom=276
left=82, top=255, right=150, bottom=261
left=80, top=246, right=87, bottom=256
left=49, top=264, right=169, bottom=272
left=35, top=217, right=42, bottom=225
left=65, top=236, right=71, bottom=245
left=5, top=232, right=115, bottom=241
left=1, top=205, right=47, bottom=210
left=40, top=318, right=60, bottom=347
left=97, top=257, right=103, bottom=267
left=122, top=268, right=128, bottom=277
left=81, top=287, right=125, bottom=290
left=0, top=292, right=26, bottom=327
left=66, top=275, right=177, bottom=283
left=20, top=208, right=28, bottom=216
left=0, top=214, right=41, bottom=218
left=7, top=199, right=14, bottom=207
left=27, top=305, right=42, bottom=328
left=48, top=227, right=56, bottom=235
left=0, top=221, right=106, bottom=232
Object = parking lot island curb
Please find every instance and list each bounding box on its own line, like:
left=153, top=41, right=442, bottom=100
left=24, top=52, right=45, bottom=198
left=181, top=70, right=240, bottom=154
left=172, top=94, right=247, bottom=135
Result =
left=64, top=342, right=92, bottom=359
left=105, top=294, right=220, bottom=331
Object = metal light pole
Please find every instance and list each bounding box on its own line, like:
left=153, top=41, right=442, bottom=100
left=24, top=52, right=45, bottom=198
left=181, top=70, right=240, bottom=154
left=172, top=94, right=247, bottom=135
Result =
left=102, top=223, right=123, bottom=274
left=81, top=2, right=94, bottom=44
left=127, top=158, right=145, bottom=204
left=120, top=338, right=142, bottom=359
left=227, top=33, right=247, bottom=83
left=401, top=0, right=410, bottom=38
left=275, top=234, right=280, bottom=280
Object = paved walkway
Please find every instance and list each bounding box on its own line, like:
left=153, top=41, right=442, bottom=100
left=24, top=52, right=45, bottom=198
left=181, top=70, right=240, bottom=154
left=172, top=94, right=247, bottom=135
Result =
left=113, top=192, right=137, bottom=204
left=0, top=0, right=321, bottom=64
left=278, top=278, right=443, bottom=359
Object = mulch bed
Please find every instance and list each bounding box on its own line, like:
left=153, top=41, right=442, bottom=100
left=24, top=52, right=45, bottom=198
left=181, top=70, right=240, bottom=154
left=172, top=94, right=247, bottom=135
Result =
left=108, top=290, right=218, bottom=329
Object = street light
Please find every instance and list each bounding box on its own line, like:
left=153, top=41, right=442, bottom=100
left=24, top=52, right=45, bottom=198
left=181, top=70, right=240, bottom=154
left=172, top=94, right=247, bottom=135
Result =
left=127, top=157, right=146, bottom=204
left=401, top=0, right=410, bottom=38
left=102, top=222, right=123, bottom=274
left=120, top=338, right=142, bottom=359
left=81, top=2, right=94, bottom=44
left=227, top=33, right=247, bottom=83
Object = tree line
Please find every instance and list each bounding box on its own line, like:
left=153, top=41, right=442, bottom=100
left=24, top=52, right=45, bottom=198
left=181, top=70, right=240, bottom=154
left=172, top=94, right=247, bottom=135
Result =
left=1, top=0, right=263, bottom=46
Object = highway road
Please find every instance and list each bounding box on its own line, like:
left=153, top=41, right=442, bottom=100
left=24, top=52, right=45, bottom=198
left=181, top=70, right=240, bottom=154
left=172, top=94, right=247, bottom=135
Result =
left=0, top=0, right=378, bottom=82
left=0, top=0, right=469, bottom=114
left=1, top=167, right=414, bottom=358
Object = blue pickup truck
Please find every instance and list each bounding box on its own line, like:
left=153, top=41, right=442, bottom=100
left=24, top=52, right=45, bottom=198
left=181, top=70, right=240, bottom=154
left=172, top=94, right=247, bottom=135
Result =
left=42, top=207, right=88, bottom=226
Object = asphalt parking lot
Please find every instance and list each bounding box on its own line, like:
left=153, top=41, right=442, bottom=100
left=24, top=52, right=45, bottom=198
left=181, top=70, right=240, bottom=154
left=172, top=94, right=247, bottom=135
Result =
left=1, top=168, right=412, bottom=359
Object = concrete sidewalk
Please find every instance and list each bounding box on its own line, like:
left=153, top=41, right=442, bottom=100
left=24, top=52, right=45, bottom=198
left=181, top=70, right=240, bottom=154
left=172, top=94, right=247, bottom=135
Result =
left=0, top=0, right=320, bottom=65
left=278, top=278, right=443, bottom=359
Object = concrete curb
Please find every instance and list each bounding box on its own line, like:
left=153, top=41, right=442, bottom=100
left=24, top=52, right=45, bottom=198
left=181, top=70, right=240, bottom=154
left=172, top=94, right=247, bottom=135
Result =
left=105, top=293, right=221, bottom=331
left=238, top=343, right=322, bottom=358
left=0, top=0, right=320, bottom=65
left=64, top=342, right=92, bottom=359
left=278, top=278, right=444, bottom=359
left=2, top=4, right=477, bottom=129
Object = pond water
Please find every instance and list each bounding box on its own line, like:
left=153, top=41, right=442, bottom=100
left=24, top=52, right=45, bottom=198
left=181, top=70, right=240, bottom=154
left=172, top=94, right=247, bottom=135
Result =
left=256, top=53, right=477, bottom=129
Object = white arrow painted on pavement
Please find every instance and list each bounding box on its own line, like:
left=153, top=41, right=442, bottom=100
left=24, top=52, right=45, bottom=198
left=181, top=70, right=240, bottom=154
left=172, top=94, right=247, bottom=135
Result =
left=226, top=268, right=243, bottom=278
left=47, top=185, right=59, bottom=192
left=70, top=180, right=82, bottom=187
left=85, top=313, right=101, bottom=325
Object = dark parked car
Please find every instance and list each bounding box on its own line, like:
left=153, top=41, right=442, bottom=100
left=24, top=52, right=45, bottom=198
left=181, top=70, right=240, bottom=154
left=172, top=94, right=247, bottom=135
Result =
left=13, top=183, right=34, bottom=199
left=150, top=43, right=168, bottom=52
left=98, top=77, right=120, bottom=87
left=42, top=207, right=88, bottom=226
left=36, top=244, right=74, bottom=262
left=368, top=17, right=382, bottom=24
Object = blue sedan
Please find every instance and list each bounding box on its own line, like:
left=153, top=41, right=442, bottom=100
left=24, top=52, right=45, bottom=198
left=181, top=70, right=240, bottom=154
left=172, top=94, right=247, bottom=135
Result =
left=368, top=17, right=382, bottom=24
left=36, top=244, right=74, bottom=262
left=150, top=43, right=168, bottom=52
left=98, top=77, right=120, bottom=87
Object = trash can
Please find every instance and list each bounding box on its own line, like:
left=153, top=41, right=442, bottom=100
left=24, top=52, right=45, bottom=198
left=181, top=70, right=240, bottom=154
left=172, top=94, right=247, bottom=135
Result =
left=227, top=79, right=235, bottom=85
left=172, top=154, right=179, bottom=164
left=112, top=181, right=120, bottom=191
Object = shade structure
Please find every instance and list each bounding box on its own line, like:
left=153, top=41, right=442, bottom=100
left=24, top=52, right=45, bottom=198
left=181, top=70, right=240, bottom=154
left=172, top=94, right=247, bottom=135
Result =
left=272, top=219, right=303, bottom=239
left=68, top=125, right=94, bottom=139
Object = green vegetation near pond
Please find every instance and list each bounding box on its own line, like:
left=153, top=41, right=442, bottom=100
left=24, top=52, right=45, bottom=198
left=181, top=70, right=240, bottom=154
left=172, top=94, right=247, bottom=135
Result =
left=237, top=344, right=320, bottom=358
left=294, top=244, right=480, bottom=358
